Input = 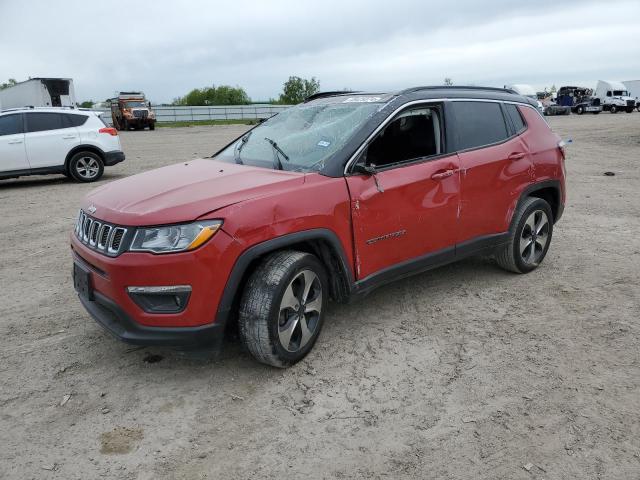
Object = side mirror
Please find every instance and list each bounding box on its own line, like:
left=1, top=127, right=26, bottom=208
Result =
left=353, top=163, right=377, bottom=175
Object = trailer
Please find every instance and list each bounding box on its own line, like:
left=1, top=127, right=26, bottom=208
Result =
left=622, top=80, right=640, bottom=112
left=0, top=78, right=76, bottom=109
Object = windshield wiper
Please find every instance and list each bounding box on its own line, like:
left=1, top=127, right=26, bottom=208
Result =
left=264, top=137, right=289, bottom=171
left=234, top=131, right=253, bottom=165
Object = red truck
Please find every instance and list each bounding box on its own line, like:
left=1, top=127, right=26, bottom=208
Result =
left=71, top=86, right=566, bottom=367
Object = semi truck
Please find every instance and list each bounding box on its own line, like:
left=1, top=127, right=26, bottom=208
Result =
left=622, top=80, right=640, bottom=112
left=594, top=80, right=636, bottom=113
left=109, top=92, right=156, bottom=130
left=0, top=78, right=76, bottom=109
left=556, top=86, right=602, bottom=115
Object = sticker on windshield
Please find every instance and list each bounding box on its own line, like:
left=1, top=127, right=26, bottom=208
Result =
left=317, top=140, right=331, bottom=147
left=343, top=96, right=382, bottom=103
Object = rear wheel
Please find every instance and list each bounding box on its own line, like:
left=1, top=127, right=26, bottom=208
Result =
left=69, top=151, right=104, bottom=182
left=495, top=197, right=553, bottom=274
left=239, top=250, right=328, bottom=368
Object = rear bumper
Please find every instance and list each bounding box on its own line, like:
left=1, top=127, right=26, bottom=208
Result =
left=79, top=290, right=224, bottom=348
left=104, top=150, right=125, bottom=166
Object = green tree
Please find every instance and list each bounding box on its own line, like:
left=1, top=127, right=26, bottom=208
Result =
left=278, top=76, right=320, bottom=104
left=173, top=85, right=250, bottom=106
left=443, top=77, right=453, bottom=86
left=79, top=100, right=94, bottom=108
left=0, top=78, right=17, bottom=90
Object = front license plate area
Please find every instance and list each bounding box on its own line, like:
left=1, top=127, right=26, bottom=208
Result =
left=73, top=263, right=94, bottom=301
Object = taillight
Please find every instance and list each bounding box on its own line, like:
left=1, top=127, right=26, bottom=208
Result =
left=99, top=127, right=118, bottom=136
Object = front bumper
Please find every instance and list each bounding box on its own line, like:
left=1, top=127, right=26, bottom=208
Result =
left=71, top=227, right=240, bottom=347
left=104, top=150, right=125, bottom=166
left=79, top=290, right=224, bottom=348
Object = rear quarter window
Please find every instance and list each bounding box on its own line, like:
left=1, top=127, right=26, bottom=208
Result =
left=63, top=114, right=89, bottom=127
left=452, top=101, right=509, bottom=150
left=504, top=103, right=527, bottom=134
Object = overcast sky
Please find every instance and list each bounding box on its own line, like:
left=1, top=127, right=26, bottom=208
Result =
left=1, top=0, right=639, bottom=103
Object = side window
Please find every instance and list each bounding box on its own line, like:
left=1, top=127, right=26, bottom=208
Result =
left=0, top=114, right=23, bottom=136
left=25, top=113, right=65, bottom=133
left=366, top=106, right=442, bottom=167
left=63, top=114, right=89, bottom=127
left=504, top=104, right=526, bottom=134
left=606, top=91, right=612, bottom=97
left=451, top=101, right=509, bottom=150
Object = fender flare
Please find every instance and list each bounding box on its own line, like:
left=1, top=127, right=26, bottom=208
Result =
left=509, top=180, right=563, bottom=230
left=214, top=228, right=354, bottom=326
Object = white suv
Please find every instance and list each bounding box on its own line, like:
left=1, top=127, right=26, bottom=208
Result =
left=0, top=108, right=125, bottom=182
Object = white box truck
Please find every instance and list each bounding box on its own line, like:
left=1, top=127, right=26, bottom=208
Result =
left=622, top=80, right=640, bottom=112
left=594, top=80, right=636, bottom=113
left=0, top=78, right=76, bottom=110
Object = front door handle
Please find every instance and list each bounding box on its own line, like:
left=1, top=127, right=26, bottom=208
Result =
left=431, top=169, right=455, bottom=180
left=508, top=152, right=526, bottom=161
left=8, top=140, right=23, bottom=144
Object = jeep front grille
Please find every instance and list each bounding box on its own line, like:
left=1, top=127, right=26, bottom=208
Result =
left=75, top=210, right=128, bottom=256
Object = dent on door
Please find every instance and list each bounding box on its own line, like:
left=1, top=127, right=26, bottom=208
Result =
left=347, top=156, right=460, bottom=280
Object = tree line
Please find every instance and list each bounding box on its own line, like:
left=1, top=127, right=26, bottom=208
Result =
left=172, top=76, right=320, bottom=106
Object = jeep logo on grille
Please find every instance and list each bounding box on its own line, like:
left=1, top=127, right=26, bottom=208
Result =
left=87, top=205, right=97, bottom=214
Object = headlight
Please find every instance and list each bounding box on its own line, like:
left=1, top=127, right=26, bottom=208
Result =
left=130, top=220, right=222, bottom=254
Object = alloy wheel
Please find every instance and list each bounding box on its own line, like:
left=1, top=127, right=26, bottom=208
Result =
left=278, top=269, right=322, bottom=352
left=520, top=210, right=550, bottom=265
left=76, top=157, right=100, bottom=179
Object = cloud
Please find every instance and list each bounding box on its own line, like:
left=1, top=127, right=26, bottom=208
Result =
left=1, top=0, right=638, bottom=102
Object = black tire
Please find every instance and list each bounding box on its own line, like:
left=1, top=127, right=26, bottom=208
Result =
left=626, top=108, right=633, bottom=113
left=68, top=151, right=104, bottom=182
left=495, top=197, right=554, bottom=274
left=149, top=122, right=155, bottom=131
left=576, top=105, right=584, bottom=115
left=637, top=106, right=640, bottom=113
left=610, top=105, right=617, bottom=114
left=238, top=250, right=328, bottom=368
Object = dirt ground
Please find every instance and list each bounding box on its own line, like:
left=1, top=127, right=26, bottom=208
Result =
left=1, top=114, right=639, bottom=480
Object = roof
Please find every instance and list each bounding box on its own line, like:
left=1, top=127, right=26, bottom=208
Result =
left=305, top=85, right=535, bottom=107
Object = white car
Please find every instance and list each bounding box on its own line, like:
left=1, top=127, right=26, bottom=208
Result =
left=0, top=107, right=125, bottom=182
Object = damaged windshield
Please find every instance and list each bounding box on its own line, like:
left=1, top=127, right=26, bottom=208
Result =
left=215, top=98, right=383, bottom=172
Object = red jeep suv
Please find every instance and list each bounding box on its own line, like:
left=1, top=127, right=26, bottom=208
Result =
left=71, top=86, right=566, bottom=367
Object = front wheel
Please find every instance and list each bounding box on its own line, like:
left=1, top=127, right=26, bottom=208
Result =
left=239, top=250, right=328, bottom=367
left=610, top=105, right=617, bottom=114
left=576, top=106, right=584, bottom=115
left=69, top=151, right=104, bottom=182
left=495, top=197, right=553, bottom=274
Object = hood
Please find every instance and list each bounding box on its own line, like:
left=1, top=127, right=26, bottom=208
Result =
left=82, top=159, right=304, bottom=226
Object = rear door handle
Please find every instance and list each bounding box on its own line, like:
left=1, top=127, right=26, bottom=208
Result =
left=431, top=169, right=456, bottom=180
left=508, top=152, right=526, bottom=161
left=62, top=135, right=77, bottom=140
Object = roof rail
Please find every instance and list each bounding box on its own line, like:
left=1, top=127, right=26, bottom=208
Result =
left=304, top=91, right=361, bottom=102
left=1, top=105, right=77, bottom=113
left=400, top=85, right=517, bottom=95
